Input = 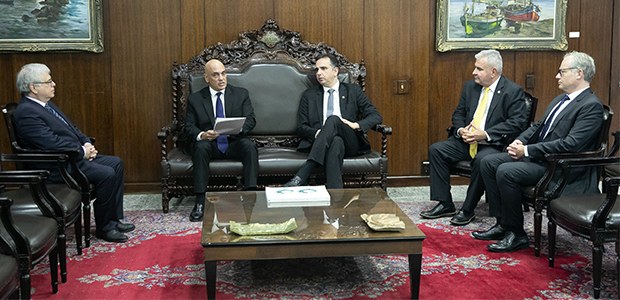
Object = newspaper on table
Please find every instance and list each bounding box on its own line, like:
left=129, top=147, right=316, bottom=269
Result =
left=265, top=185, right=331, bottom=208
left=214, top=117, right=246, bottom=135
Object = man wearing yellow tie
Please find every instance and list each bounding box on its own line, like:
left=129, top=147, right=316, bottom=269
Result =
left=420, top=50, right=529, bottom=226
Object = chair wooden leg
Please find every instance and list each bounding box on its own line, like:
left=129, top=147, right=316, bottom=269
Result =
left=75, top=211, right=83, bottom=255
left=547, top=219, right=556, bottom=267
left=57, top=221, right=68, bottom=283
left=534, top=209, right=542, bottom=257
left=592, top=243, right=603, bottom=299
left=83, top=202, right=91, bottom=248
left=18, top=257, right=31, bottom=300
left=616, top=237, right=619, bottom=299
left=49, top=246, right=59, bottom=294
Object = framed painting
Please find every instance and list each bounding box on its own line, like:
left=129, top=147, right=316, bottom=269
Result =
left=436, top=0, right=567, bottom=52
left=0, top=0, right=103, bottom=52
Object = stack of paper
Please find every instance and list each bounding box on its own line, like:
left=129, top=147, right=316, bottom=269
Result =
left=265, top=186, right=331, bottom=208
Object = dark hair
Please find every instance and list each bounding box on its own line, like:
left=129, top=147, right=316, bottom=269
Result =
left=316, top=53, right=339, bottom=68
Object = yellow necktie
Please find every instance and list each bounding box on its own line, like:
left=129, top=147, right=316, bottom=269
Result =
left=469, top=87, right=490, bottom=158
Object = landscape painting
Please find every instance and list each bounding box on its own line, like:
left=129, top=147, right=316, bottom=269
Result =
left=436, top=0, right=567, bottom=52
left=0, top=0, right=103, bottom=52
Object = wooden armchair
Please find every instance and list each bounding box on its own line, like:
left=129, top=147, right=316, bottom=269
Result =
left=0, top=196, right=60, bottom=299
left=546, top=157, right=620, bottom=299
left=523, top=105, right=614, bottom=256
left=2, top=102, right=95, bottom=248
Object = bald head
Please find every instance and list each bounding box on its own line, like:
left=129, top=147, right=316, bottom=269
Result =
left=204, top=59, right=227, bottom=91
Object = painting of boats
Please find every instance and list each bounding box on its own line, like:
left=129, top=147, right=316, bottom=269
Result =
left=460, top=0, right=504, bottom=36
left=503, top=0, right=541, bottom=22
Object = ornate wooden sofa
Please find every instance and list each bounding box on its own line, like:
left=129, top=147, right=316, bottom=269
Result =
left=158, top=19, right=392, bottom=213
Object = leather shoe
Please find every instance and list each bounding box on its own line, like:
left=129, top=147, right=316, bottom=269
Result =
left=419, top=202, right=456, bottom=219
left=471, top=224, right=506, bottom=240
left=284, top=176, right=305, bottom=187
left=96, top=229, right=128, bottom=243
left=487, top=232, right=529, bottom=252
left=450, top=211, right=475, bottom=226
left=116, top=222, right=135, bottom=233
left=189, top=203, right=204, bottom=222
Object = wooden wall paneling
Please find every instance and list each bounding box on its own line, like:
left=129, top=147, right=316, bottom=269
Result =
left=611, top=0, right=620, bottom=133
left=576, top=0, right=612, bottom=106
left=204, top=0, right=275, bottom=48
left=181, top=0, right=206, bottom=62
left=108, top=0, right=182, bottom=186
left=364, top=0, right=423, bottom=176
left=0, top=55, right=16, bottom=155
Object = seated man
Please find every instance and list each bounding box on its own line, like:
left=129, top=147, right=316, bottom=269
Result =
left=13, top=63, right=134, bottom=243
left=284, top=54, right=383, bottom=188
left=473, top=51, right=605, bottom=252
left=420, top=50, right=528, bottom=226
left=185, top=59, right=258, bottom=222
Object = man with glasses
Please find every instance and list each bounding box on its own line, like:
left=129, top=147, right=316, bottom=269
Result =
left=13, top=63, right=134, bottom=243
left=420, top=50, right=529, bottom=226
left=472, top=51, right=605, bottom=252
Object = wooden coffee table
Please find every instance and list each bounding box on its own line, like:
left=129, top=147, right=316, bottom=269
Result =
left=201, top=188, right=425, bottom=299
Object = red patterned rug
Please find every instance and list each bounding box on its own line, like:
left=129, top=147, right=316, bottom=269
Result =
left=29, top=200, right=618, bottom=299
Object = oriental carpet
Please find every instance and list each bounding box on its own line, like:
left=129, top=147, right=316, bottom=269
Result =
left=28, top=189, right=618, bottom=299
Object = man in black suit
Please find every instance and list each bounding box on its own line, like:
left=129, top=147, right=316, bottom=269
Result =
left=420, top=50, right=529, bottom=226
left=284, top=54, right=382, bottom=188
left=185, top=59, right=258, bottom=221
left=473, top=51, right=605, bottom=252
left=13, top=63, right=134, bottom=243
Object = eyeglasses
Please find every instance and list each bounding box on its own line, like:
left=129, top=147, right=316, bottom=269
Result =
left=557, top=67, right=579, bottom=77
left=33, top=79, right=54, bottom=85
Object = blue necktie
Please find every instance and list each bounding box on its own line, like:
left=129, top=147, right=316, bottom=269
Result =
left=538, top=94, right=569, bottom=142
left=215, top=92, right=228, bottom=153
left=326, top=89, right=335, bottom=117
left=45, top=104, right=69, bottom=126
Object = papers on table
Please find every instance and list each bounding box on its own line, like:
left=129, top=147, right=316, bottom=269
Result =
left=214, top=117, right=246, bottom=135
left=265, top=185, right=331, bottom=208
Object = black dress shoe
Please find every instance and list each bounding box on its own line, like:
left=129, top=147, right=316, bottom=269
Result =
left=96, top=229, right=128, bottom=243
left=450, top=211, right=475, bottom=226
left=189, top=203, right=204, bottom=222
left=487, top=232, right=529, bottom=252
left=116, top=222, right=135, bottom=233
left=283, top=176, right=304, bottom=187
left=471, top=224, right=506, bottom=240
left=419, top=203, right=457, bottom=219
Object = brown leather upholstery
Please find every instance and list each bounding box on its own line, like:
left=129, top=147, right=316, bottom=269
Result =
left=547, top=157, right=620, bottom=299
left=159, top=19, right=392, bottom=213
left=0, top=197, right=59, bottom=299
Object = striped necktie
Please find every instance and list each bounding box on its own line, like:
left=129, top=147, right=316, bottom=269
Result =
left=45, top=104, right=69, bottom=126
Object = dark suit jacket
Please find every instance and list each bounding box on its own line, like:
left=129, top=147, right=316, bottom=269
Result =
left=519, top=88, right=604, bottom=194
left=14, top=96, right=92, bottom=160
left=451, top=76, right=528, bottom=145
left=185, top=84, right=256, bottom=144
left=296, top=82, right=382, bottom=154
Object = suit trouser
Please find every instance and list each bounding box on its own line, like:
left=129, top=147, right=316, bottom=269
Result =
left=307, top=116, right=360, bottom=189
left=429, top=138, right=501, bottom=214
left=191, top=137, right=258, bottom=194
left=480, top=153, right=546, bottom=235
left=78, top=155, right=125, bottom=232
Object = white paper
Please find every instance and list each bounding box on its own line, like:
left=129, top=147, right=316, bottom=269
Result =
left=265, top=186, right=331, bottom=208
left=214, top=117, right=246, bottom=135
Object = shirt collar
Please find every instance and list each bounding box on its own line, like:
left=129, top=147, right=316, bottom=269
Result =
left=25, top=96, right=47, bottom=107
left=323, top=80, right=340, bottom=93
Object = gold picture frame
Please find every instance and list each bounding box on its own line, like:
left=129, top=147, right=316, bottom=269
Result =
left=0, top=0, right=103, bottom=53
left=436, top=0, right=567, bottom=52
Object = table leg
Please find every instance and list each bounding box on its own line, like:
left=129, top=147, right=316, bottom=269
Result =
left=408, top=253, right=422, bottom=300
left=205, top=261, right=216, bottom=299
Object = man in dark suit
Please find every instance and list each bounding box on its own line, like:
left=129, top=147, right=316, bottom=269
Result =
left=13, top=63, right=134, bottom=243
left=420, top=50, right=529, bottom=226
left=185, top=59, right=258, bottom=222
left=473, top=51, right=605, bottom=252
left=284, top=54, right=382, bottom=188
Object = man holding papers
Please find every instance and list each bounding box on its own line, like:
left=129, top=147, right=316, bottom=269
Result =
left=185, top=59, right=258, bottom=222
